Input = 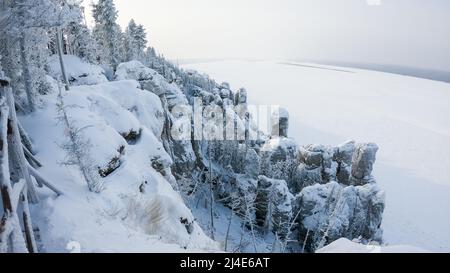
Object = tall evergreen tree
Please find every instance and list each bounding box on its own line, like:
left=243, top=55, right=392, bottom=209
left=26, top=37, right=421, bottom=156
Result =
left=124, top=19, right=137, bottom=61
left=124, top=19, right=147, bottom=62
left=92, top=0, right=123, bottom=69
left=0, top=0, right=79, bottom=108
left=65, top=4, right=100, bottom=64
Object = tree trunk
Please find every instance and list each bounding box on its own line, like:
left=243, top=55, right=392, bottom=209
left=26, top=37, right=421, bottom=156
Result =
left=19, top=34, right=35, bottom=112
left=0, top=97, right=28, bottom=253
left=5, top=85, right=38, bottom=203
left=21, top=192, right=37, bottom=253
left=28, top=165, right=63, bottom=196
left=56, top=28, right=70, bottom=91
left=18, top=121, right=35, bottom=155
left=23, top=144, right=42, bottom=168
left=208, top=144, right=215, bottom=240
left=224, top=208, right=233, bottom=251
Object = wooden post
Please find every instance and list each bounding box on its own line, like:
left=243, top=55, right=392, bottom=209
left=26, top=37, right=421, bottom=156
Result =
left=23, top=144, right=42, bottom=168
left=4, top=81, right=39, bottom=203
left=18, top=121, right=35, bottom=155
left=28, top=165, right=63, bottom=196
left=1, top=76, right=64, bottom=253
left=0, top=85, right=28, bottom=253
left=21, top=191, right=37, bottom=253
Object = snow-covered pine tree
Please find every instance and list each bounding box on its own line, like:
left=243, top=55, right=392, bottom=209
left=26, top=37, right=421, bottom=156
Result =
left=124, top=19, right=148, bottom=62
left=92, top=0, right=123, bottom=70
left=56, top=84, right=103, bottom=193
left=65, top=4, right=100, bottom=64
left=143, top=46, right=158, bottom=69
left=0, top=0, right=41, bottom=111
left=0, top=0, right=81, bottom=104
left=134, top=24, right=148, bottom=60
left=124, top=19, right=137, bottom=61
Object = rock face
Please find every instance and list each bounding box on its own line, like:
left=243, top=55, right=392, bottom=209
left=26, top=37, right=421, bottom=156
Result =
left=255, top=176, right=294, bottom=239
left=295, top=181, right=385, bottom=252
left=256, top=137, right=383, bottom=251
left=121, top=57, right=386, bottom=253
left=244, top=148, right=261, bottom=179
left=334, top=141, right=356, bottom=185
left=293, top=145, right=337, bottom=193
left=115, top=61, right=188, bottom=109
left=260, top=137, right=299, bottom=187
left=350, top=143, right=379, bottom=185
left=271, top=107, right=289, bottom=138
left=235, top=87, right=248, bottom=106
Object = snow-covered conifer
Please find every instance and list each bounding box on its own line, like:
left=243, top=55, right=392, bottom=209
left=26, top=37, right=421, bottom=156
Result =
left=124, top=19, right=147, bottom=62
left=92, top=0, right=123, bottom=69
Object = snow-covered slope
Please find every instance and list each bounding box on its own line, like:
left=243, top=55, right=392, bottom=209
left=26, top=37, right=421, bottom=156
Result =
left=316, top=238, right=429, bottom=253
left=47, top=55, right=108, bottom=86
left=20, top=78, right=218, bottom=253
left=182, top=60, right=450, bottom=252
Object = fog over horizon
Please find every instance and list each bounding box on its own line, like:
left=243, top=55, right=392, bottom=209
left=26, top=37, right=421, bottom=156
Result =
left=84, top=0, right=450, bottom=72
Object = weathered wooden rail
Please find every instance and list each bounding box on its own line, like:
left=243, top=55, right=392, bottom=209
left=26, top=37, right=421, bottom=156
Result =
left=0, top=75, right=63, bottom=253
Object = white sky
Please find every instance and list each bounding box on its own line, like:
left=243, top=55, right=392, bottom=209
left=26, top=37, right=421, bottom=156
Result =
left=83, top=0, right=450, bottom=71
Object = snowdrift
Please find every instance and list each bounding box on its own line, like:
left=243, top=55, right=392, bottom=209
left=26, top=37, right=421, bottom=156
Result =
left=316, top=238, right=430, bottom=253
left=47, top=55, right=108, bottom=86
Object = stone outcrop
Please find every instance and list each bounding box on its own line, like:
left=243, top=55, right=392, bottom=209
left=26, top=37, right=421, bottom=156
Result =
left=255, top=176, right=294, bottom=239
left=118, top=59, right=386, bottom=253
left=294, top=181, right=385, bottom=252
left=350, top=143, right=379, bottom=186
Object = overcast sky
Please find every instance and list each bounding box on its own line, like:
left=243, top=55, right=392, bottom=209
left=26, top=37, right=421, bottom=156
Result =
left=84, top=0, right=450, bottom=71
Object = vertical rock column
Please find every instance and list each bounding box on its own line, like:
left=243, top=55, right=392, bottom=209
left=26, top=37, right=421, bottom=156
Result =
left=350, top=143, right=379, bottom=186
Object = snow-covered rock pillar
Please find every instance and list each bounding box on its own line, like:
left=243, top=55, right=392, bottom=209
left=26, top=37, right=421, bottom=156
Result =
left=255, top=176, right=294, bottom=239
left=271, top=107, right=289, bottom=138
left=350, top=143, right=379, bottom=186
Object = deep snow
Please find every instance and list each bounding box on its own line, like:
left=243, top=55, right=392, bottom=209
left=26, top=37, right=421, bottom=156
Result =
left=316, top=238, right=429, bottom=253
left=19, top=73, right=218, bottom=252
left=182, top=60, right=450, bottom=252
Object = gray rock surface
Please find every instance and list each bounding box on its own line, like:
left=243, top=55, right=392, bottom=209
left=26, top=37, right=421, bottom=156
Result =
left=350, top=143, right=379, bottom=185
left=294, top=181, right=385, bottom=252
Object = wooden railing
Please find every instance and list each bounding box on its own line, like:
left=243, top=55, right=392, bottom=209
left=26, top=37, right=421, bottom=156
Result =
left=0, top=75, right=62, bottom=253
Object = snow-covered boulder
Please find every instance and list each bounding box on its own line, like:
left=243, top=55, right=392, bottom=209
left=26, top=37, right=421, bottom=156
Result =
left=47, top=55, right=108, bottom=86
left=82, top=80, right=165, bottom=138
left=115, top=61, right=188, bottom=109
left=295, top=181, right=385, bottom=252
